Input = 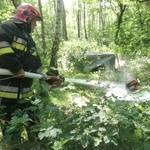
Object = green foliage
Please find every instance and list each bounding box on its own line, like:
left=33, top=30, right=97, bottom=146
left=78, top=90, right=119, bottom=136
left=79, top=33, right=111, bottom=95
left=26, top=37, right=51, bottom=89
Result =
left=0, top=5, right=14, bottom=22
left=1, top=81, right=150, bottom=149
left=68, top=49, right=87, bottom=73
left=49, top=85, right=149, bottom=150
left=0, top=1, right=150, bottom=149
left=125, top=57, right=150, bottom=86
left=58, top=40, right=98, bottom=74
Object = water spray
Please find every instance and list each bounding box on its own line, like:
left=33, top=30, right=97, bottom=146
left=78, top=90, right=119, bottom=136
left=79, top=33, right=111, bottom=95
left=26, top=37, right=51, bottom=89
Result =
left=1, top=68, right=149, bottom=101
left=125, top=72, right=140, bottom=91
left=0, top=68, right=140, bottom=92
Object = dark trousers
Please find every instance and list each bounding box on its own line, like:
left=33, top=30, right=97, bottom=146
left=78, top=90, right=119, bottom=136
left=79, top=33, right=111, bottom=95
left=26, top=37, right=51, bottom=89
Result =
left=0, top=97, right=39, bottom=121
left=0, top=97, right=39, bottom=149
left=0, top=98, right=18, bottom=120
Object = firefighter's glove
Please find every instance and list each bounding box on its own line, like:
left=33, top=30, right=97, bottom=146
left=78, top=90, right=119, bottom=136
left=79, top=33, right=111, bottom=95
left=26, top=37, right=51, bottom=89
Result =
left=46, top=75, right=64, bottom=86
left=14, top=69, right=25, bottom=78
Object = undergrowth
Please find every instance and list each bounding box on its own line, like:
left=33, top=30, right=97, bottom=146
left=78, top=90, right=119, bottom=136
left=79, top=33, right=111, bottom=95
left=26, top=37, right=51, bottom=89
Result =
left=0, top=81, right=150, bottom=149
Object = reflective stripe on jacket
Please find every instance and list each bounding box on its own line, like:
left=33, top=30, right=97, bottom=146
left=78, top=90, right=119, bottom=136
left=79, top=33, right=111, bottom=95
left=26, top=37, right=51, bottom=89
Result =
left=0, top=85, right=33, bottom=99
left=0, top=19, right=47, bottom=100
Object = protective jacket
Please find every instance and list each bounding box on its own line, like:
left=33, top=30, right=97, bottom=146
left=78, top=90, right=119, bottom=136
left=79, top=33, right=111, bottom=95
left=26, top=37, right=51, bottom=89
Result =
left=0, top=19, right=47, bottom=100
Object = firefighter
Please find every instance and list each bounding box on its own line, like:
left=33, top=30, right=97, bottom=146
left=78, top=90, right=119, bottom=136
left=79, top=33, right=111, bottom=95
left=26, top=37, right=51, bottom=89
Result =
left=0, top=3, right=63, bottom=147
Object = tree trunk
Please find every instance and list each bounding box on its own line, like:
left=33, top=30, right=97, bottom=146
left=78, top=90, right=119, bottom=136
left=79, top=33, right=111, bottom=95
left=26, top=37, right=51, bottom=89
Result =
left=11, top=0, right=20, bottom=8
left=53, top=0, right=57, bottom=14
left=115, top=2, right=126, bottom=44
left=38, top=0, right=47, bottom=57
left=83, top=2, right=88, bottom=40
left=76, top=0, right=81, bottom=39
left=77, top=9, right=81, bottom=38
left=49, top=0, right=62, bottom=75
left=62, top=0, right=68, bottom=40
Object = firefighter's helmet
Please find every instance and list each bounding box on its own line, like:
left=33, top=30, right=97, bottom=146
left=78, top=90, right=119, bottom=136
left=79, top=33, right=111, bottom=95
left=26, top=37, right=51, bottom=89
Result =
left=12, top=3, right=42, bottom=23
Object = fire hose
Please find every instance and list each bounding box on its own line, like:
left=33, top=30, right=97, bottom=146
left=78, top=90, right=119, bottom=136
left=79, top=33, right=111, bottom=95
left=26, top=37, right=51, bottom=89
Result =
left=0, top=68, right=51, bottom=80
left=0, top=68, right=95, bottom=85
left=0, top=68, right=140, bottom=91
left=0, top=68, right=79, bottom=83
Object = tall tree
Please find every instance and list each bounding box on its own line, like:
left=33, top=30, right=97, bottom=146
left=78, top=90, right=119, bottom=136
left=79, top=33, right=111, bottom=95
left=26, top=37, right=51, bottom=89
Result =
left=11, top=0, right=20, bottom=8
left=114, top=1, right=126, bottom=44
left=76, top=0, right=81, bottom=38
left=38, top=0, right=47, bottom=57
left=83, top=1, right=88, bottom=40
left=49, top=0, right=63, bottom=75
left=62, top=0, right=68, bottom=40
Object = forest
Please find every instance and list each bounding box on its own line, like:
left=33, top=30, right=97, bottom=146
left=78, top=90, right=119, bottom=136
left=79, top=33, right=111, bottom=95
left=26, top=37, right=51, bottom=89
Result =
left=0, top=0, right=150, bottom=149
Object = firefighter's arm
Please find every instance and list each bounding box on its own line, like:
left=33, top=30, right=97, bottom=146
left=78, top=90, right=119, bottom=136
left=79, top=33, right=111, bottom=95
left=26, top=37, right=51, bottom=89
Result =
left=0, top=22, right=24, bottom=77
left=0, top=52, right=24, bottom=77
left=35, top=53, right=64, bottom=85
